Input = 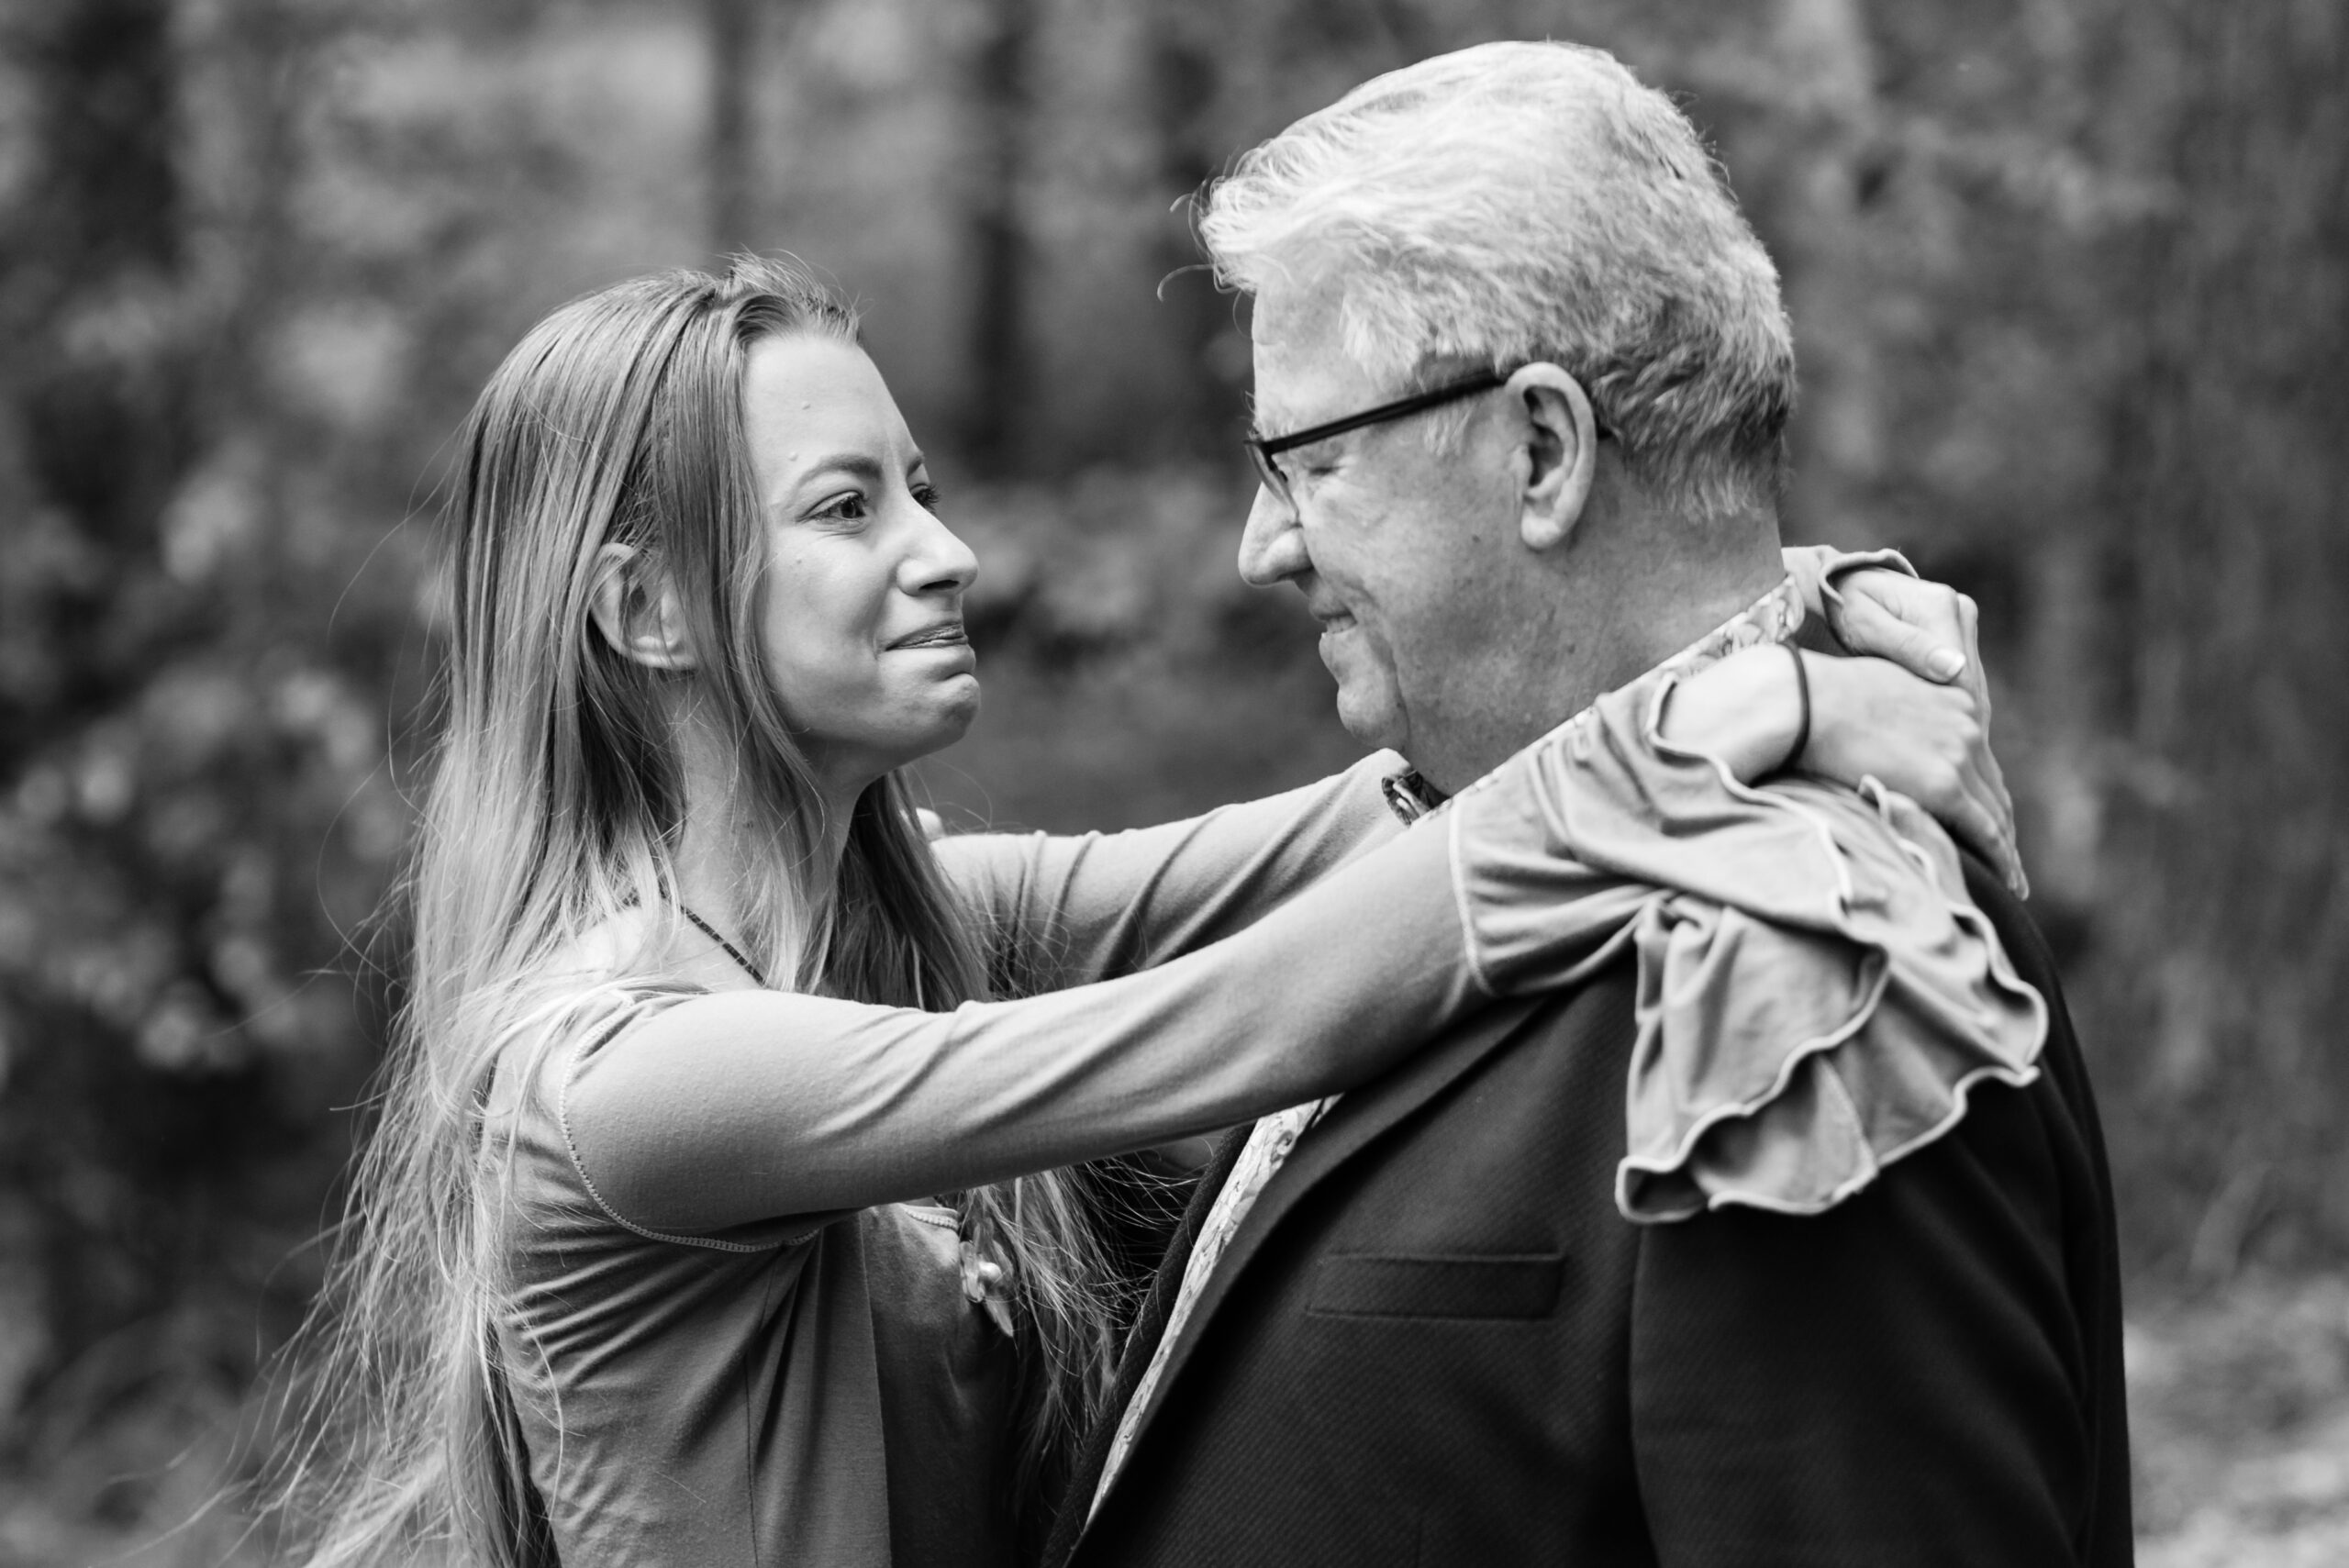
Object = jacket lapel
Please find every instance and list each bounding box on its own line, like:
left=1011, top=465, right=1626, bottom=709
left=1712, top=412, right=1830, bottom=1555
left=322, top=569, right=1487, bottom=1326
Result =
left=1097, top=993, right=1551, bottom=1500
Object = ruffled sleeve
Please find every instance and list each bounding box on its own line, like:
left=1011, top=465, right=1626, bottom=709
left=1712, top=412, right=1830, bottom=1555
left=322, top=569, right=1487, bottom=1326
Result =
left=1447, top=662, right=2047, bottom=1224
left=1780, top=542, right=1919, bottom=625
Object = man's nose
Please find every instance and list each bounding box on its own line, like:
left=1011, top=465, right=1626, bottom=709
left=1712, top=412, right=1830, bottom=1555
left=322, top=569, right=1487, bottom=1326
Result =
left=1237, top=485, right=1308, bottom=588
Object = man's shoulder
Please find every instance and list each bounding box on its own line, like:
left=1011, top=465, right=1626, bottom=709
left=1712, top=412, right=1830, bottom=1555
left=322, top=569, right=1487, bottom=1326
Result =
left=1431, top=940, right=1643, bottom=1073
left=1960, top=853, right=2065, bottom=994
left=1319, top=950, right=1645, bottom=1187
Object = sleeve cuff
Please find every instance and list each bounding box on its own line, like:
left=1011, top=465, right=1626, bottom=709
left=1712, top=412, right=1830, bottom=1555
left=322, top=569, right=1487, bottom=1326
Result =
left=1781, top=544, right=1920, bottom=639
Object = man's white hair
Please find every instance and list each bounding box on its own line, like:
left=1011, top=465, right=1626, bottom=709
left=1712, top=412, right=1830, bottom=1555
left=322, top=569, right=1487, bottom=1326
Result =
left=1201, top=40, right=1796, bottom=521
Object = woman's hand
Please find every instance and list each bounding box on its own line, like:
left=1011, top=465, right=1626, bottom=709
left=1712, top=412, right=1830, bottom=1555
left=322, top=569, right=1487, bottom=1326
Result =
left=1821, top=568, right=2021, bottom=894
left=1825, top=567, right=1976, bottom=685
left=1663, top=646, right=2023, bottom=894
left=1801, top=654, right=2020, bottom=890
left=1824, top=568, right=2011, bottom=819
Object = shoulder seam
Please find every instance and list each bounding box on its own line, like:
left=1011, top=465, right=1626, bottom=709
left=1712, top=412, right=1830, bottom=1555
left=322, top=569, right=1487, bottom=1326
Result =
left=554, top=1011, right=810, bottom=1254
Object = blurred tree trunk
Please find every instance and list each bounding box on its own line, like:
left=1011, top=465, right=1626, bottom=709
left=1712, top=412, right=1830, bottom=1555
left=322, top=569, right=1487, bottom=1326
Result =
left=10, top=0, right=195, bottom=602
left=963, top=0, right=1035, bottom=477
left=1, top=0, right=203, bottom=1405
left=2094, top=0, right=2349, bottom=1273
left=1142, top=0, right=1241, bottom=461
left=1767, top=0, right=1885, bottom=546
left=706, top=0, right=759, bottom=256
left=0, top=0, right=343, bottom=1450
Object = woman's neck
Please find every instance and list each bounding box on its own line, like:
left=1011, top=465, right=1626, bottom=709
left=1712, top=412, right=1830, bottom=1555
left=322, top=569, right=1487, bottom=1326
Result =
left=668, top=710, right=864, bottom=965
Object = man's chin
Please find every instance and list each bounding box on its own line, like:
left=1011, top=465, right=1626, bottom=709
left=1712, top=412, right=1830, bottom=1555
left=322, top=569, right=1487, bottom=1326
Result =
left=1331, top=684, right=1407, bottom=757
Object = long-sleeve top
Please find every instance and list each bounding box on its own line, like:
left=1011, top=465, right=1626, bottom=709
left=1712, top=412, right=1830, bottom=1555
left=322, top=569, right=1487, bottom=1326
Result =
left=484, top=556, right=2042, bottom=1568
left=487, top=750, right=1488, bottom=1568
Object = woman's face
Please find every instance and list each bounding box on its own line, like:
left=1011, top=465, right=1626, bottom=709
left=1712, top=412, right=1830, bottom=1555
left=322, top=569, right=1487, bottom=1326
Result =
left=740, top=333, right=980, bottom=792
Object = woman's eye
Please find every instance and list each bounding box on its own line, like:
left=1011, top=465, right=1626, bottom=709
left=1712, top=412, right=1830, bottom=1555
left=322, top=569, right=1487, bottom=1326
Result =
left=813, top=493, right=869, bottom=522
left=912, top=484, right=943, bottom=513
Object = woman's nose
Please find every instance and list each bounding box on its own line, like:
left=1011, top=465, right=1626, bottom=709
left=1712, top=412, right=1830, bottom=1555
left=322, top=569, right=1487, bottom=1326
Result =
left=900, top=507, right=980, bottom=595
left=1237, top=484, right=1308, bottom=587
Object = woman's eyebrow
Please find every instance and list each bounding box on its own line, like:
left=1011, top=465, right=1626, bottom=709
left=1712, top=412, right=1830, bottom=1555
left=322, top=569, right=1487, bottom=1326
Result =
left=796, top=453, right=887, bottom=486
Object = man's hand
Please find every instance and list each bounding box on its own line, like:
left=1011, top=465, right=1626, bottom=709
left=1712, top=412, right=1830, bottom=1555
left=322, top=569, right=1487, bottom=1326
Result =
left=1824, top=570, right=2024, bottom=897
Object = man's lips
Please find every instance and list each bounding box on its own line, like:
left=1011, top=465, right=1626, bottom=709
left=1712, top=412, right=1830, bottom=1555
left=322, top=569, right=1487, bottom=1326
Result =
left=887, top=621, right=971, bottom=651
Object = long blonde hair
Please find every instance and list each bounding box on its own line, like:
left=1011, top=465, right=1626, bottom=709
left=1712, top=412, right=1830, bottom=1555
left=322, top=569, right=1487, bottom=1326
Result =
left=276, top=258, right=1126, bottom=1565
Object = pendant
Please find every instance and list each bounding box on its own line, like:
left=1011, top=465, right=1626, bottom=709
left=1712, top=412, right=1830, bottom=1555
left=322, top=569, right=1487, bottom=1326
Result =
left=960, top=1237, right=1017, bottom=1338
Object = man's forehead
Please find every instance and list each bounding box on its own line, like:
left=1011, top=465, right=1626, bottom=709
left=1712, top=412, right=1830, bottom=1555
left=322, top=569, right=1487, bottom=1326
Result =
left=1247, top=272, right=1377, bottom=428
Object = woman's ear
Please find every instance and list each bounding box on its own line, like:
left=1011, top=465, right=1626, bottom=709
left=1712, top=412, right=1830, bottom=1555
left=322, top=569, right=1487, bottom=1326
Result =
left=589, top=543, right=697, bottom=671
left=1508, top=364, right=1599, bottom=553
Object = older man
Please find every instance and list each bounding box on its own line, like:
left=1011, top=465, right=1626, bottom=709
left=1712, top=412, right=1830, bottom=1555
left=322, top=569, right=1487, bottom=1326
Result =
left=1049, top=41, right=2130, bottom=1568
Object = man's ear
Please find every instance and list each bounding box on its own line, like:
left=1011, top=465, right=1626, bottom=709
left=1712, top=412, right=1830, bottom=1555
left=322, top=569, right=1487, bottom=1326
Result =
left=1507, top=363, right=1599, bottom=553
left=589, top=542, right=697, bottom=672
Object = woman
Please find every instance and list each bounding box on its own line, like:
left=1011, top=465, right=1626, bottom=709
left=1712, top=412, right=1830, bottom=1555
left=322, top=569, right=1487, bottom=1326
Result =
left=280, top=257, right=2019, bottom=1568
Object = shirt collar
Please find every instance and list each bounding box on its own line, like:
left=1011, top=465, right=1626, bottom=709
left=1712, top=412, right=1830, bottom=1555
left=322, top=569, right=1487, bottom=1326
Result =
left=1381, top=573, right=1806, bottom=826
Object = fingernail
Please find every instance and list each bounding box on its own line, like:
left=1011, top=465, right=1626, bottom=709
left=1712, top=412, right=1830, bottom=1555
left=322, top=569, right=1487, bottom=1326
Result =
left=1928, top=649, right=1966, bottom=681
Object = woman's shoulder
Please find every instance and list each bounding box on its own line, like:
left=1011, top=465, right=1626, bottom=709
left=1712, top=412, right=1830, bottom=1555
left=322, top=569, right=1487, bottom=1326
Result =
left=482, top=915, right=709, bottom=1124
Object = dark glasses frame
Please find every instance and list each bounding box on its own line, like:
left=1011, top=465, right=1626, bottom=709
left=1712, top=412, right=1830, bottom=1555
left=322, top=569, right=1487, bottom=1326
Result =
left=1244, top=368, right=1516, bottom=504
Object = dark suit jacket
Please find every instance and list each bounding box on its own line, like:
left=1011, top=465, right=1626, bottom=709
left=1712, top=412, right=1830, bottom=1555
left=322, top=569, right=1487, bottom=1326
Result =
left=1049, top=858, right=2132, bottom=1568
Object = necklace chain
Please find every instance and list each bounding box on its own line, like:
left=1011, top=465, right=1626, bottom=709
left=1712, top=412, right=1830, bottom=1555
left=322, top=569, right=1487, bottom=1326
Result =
left=680, top=907, right=769, bottom=988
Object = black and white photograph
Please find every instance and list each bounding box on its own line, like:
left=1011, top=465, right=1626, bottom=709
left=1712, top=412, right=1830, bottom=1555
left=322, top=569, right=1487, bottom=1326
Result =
left=0, top=1, right=2340, bottom=1563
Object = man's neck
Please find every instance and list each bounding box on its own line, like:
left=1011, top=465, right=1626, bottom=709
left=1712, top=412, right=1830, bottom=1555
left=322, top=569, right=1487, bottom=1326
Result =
left=1411, top=515, right=1786, bottom=795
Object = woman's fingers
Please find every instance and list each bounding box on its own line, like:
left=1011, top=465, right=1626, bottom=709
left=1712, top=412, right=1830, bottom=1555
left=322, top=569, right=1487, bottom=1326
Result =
left=1943, top=598, right=2031, bottom=895
left=1967, top=754, right=2030, bottom=899
left=1942, top=780, right=2009, bottom=881
left=1964, top=758, right=2022, bottom=890
left=1799, top=655, right=2028, bottom=893
left=1905, top=745, right=2019, bottom=891
left=1831, top=583, right=2032, bottom=896
left=1954, top=593, right=1996, bottom=729
left=1934, top=737, right=2025, bottom=896
left=1831, top=572, right=1971, bottom=684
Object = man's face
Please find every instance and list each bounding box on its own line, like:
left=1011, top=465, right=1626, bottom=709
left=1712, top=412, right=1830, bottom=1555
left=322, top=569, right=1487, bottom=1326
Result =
left=1236, top=270, right=1520, bottom=763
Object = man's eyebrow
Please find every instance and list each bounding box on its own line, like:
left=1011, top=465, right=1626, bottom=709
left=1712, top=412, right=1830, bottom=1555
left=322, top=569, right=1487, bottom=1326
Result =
left=1246, top=398, right=1298, bottom=442
left=1256, top=413, right=1341, bottom=451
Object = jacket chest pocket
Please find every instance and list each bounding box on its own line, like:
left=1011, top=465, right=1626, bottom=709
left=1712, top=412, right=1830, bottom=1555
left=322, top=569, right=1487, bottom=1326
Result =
left=1306, top=1252, right=1564, bottom=1320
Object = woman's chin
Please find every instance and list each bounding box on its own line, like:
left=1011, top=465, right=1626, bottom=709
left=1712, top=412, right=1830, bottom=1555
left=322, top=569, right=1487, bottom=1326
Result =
left=811, top=681, right=983, bottom=785
left=903, top=681, right=981, bottom=760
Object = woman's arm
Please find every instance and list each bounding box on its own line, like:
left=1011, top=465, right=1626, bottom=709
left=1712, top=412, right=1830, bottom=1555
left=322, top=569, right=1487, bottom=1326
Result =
left=1782, top=543, right=2021, bottom=894
left=937, top=550, right=2014, bottom=991
left=931, top=754, right=1405, bottom=994
left=1661, top=647, right=2019, bottom=887
left=562, top=782, right=1596, bottom=1237
left=561, top=637, right=2040, bottom=1240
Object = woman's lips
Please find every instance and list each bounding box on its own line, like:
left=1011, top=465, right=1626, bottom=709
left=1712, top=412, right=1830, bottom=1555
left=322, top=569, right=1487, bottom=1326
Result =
left=888, top=622, right=970, bottom=651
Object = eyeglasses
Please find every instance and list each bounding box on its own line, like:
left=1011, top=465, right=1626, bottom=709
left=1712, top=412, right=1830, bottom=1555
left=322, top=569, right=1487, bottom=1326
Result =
left=1245, top=368, right=1513, bottom=507
left=1244, top=366, right=1617, bottom=508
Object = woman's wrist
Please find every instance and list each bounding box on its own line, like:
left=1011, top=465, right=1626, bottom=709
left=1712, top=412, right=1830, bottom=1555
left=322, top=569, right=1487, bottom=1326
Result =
left=1656, top=645, right=1805, bottom=784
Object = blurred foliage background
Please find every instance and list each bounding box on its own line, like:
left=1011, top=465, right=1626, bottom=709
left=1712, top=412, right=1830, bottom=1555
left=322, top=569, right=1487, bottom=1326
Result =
left=0, top=0, right=2342, bottom=1561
